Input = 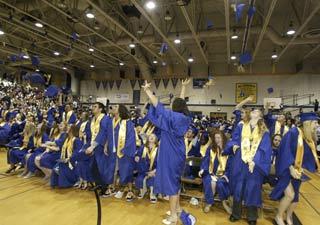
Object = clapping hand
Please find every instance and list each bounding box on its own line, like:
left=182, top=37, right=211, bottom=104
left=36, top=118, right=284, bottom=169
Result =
left=141, top=80, right=151, bottom=91
left=182, top=78, right=191, bottom=86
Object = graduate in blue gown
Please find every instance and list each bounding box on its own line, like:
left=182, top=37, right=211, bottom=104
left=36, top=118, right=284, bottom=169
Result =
left=135, top=133, right=158, bottom=203
left=142, top=79, right=191, bottom=225
left=35, top=122, right=67, bottom=181
left=7, top=113, right=25, bottom=147
left=264, top=109, right=289, bottom=137
left=22, top=123, right=51, bottom=178
left=84, top=102, right=110, bottom=194
left=102, top=104, right=136, bottom=201
left=270, top=112, right=319, bottom=225
left=0, top=115, right=11, bottom=146
left=73, top=111, right=94, bottom=189
left=232, top=95, right=254, bottom=132
left=184, top=125, right=201, bottom=179
left=62, top=103, right=77, bottom=125
left=264, top=134, right=282, bottom=187
left=199, top=129, right=232, bottom=214
left=6, top=116, right=36, bottom=174
left=51, top=124, right=83, bottom=188
left=224, top=109, right=272, bottom=225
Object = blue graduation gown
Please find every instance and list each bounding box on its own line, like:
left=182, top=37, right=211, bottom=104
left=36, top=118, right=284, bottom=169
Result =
left=40, top=133, right=67, bottom=169
left=270, top=127, right=318, bottom=202
left=232, top=110, right=242, bottom=132
left=89, top=115, right=110, bottom=186
left=135, top=145, right=158, bottom=189
left=8, top=135, right=35, bottom=165
left=224, top=123, right=272, bottom=207
left=201, top=147, right=232, bottom=205
left=105, top=119, right=136, bottom=185
left=147, top=103, right=191, bottom=196
left=26, top=133, right=50, bottom=173
left=51, top=138, right=83, bottom=188
left=47, top=107, right=57, bottom=127
left=184, top=139, right=201, bottom=178
left=0, top=122, right=11, bottom=145
left=264, top=113, right=287, bottom=136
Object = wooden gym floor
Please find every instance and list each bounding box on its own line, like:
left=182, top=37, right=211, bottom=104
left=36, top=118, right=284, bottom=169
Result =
left=0, top=151, right=319, bottom=225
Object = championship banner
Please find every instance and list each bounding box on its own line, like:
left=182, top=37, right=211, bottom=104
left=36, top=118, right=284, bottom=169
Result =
left=95, top=81, right=101, bottom=90
left=235, top=83, right=257, bottom=103
left=115, top=80, right=122, bottom=90
left=171, top=78, right=178, bottom=89
left=109, top=80, right=114, bottom=90
left=102, top=81, right=108, bottom=90
left=154, top=79, right=161, bottom=89
left=130, top=80, right=137, bottom=89
left=162, top=78, right=169, bottom=89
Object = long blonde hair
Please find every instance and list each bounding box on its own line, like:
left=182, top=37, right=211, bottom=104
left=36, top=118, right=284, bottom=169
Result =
left=257, top=119, right=268, bottom=136
left=302, top=121, right=317, bottom=142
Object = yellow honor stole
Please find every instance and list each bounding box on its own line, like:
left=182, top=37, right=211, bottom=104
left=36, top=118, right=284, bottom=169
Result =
left=142, top=146, right=158, bottom=171
left=185, top=138, right=193, bottom=155
left=61, top=137, right=75, bottom=160
left=200, top=138, right=212, bottom=157
left=141, top=121, right=155, bottom=135
left=135, top=128, right=142, bottom=147
left=295, top=128, right=320, bottom=173
left=115, top=118, right=127, bottom=158
left=209, top=148, right=228, bottom=176
left=241, top=123, right=263, bottom=163
left=90, top=113, right=105, bottom=143
left=275, top=121, right=289, bottom=136
left=64, top=111, right=73, bottom=123
left=33, top=135, right=42, bottom=148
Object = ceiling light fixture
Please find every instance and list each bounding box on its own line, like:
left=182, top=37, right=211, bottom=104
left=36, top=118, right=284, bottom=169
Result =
left=129, top=39, right=136, bottom=48
left=145, top=1, right=156, bottom=10
left=286, top=21, right=296, bottom=36
left=90, top=64, right=95, bottom=68
left=35, top=22, right=43, bottom=28
left=174, top=34, right=181, bottom=44
left=271, top=49, right=278, bottom=59
left=23, top=55, right=30, bottom=59
left=88, top=47, right=94, bottom=52
left=62, top=66, right=67, bottom=70
left=0, top=29, right=4, bottom=35
left=188, top=54, right=194, bottom=63
left=119, top=62, right=124, bottom=66
left=164, top=10, right=172, bottom=21
left=230, top=55, right=237, bottom=60
left=53, top=51, right=60, bottom=56
left=86, top=7, right=95, bottom=19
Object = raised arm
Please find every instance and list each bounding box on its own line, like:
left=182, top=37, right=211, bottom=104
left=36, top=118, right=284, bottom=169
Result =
left=180, top=78, right=190, bottom=99
left=142, top=81, right=158, bottom=107
left=235, top=95, right=254, bottom=110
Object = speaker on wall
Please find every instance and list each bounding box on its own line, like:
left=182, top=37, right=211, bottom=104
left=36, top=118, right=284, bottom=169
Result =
left=211, top=99, right=216, bottom=105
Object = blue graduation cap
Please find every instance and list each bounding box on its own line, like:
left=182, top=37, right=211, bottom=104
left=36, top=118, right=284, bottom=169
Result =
left=267, top=87, right=274, bottom=94
left=30, top=73, right=45, bottom=84
left=248, top=6, right=256, bottom=19
left=180, top=210, right=196, bottom=225
left=206, top=19, right=214, bottom=29
left=236, top=3, right=246, bottom=22
left=45, top=85, right=60, bottom=98
left=61, top=86, right=71, bottom=94
left=159, top=42, right=168, bottom=55
left=188, top=125, right=199, bottom=136
left=10, top=55, right=17, bottom=62
left=71, top=32, right=79, bottom=41
left=299, top=112, right=319, bottom=122
left=239, top=52, right=252, bottom=65
left=31, top=55, right=40, bottom=66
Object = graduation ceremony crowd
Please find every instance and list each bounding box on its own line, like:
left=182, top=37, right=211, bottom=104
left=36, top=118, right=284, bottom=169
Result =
left=1, top=77, right=320, bottom=225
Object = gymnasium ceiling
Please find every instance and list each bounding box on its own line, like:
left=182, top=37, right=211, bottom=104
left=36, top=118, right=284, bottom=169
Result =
left=1, top=0, right=320, bottom=79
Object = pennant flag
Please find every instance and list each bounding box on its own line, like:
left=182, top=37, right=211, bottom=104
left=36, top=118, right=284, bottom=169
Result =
left=159, top=42, right=169, bottom=55
left=239, top=52, right=252, bottom=65
left=236, top=3, right=246, bottom=22
left=154, top=79, right=161, bottom=89
left=115, top=80, right=122, bottom=89
left=109, top=80, right=114, bottom=90
left=171, top=78, right=178, bottom=89
left=31, top=55, right=40, bottom=66
left=130, top=80, right=137, bottom=89
left=102, top=80, right=108, bottom=90
left=95, top=81, right=101, bottom=89
left=248, top=6, right=256, bottom=19
left=163, top=78, right=169, bottom=89
left=138, top=79, right=144, bottom=88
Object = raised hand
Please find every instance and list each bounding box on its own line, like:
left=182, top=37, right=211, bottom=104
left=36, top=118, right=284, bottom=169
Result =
left=141, top=80, right=151, bottom=91
left=181, top=78, right=191, bottom=86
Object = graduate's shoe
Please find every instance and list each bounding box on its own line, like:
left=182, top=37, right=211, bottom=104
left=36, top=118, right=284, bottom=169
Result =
left=150, top=195, right=157, bottom=204
left=126, top=191, right=134, bottom=202
left=166, top=209, right=182, bottom=217
left=114, top=191, right=124, bottom=199
left=162, top=215, right=177, bottom=225
left=18, top=171, right=28, bottom=178
left=101, top=188, right=116, bottom=198
left=5, top=166, right=16, bottom=174
left=229, top=215, right=240, bottom=222
left=73, top=181, right=81, bottom=188
left=203, top=204, right=211, bottom=213
left=23, top=172, right=35, bottom=179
